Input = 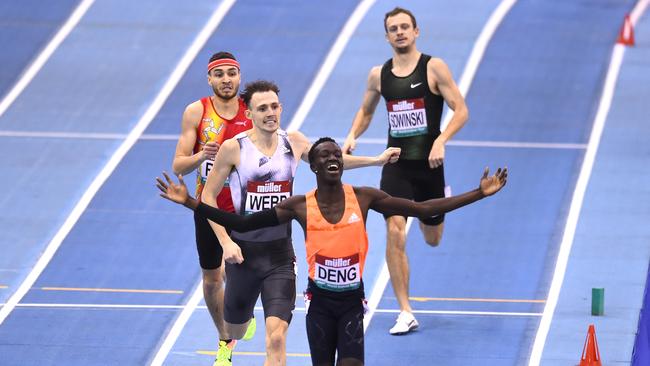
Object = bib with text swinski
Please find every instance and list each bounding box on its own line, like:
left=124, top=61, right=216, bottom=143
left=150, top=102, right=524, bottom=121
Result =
left=387, top=97, right=428, bottom=138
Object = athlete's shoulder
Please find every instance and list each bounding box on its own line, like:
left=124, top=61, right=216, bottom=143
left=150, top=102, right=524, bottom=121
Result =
left=352, top=185, right=384, bottom=197
left=426, top=57, right=450, bottom=72
left=182, top=99, right=205, bottom=125
left=367, top=66, right=382, bottom=90
left=185, top=98, right=206, bottom=113
left=221, top=136, right=241, bottom=150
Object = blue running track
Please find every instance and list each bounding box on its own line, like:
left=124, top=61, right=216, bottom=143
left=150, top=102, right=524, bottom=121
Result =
left=1, top=1, right=648, bottom=365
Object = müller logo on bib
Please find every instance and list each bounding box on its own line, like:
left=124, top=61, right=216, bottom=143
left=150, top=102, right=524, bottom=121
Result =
left=315, top=253, right=361, bottom=292
left=245, top=180, right=291, bottom=214
left=387, top=97, right=428, bottom=138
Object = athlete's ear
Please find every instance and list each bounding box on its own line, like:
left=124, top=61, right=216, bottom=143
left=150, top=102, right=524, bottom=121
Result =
left=245, top=108, right=252, bottom=120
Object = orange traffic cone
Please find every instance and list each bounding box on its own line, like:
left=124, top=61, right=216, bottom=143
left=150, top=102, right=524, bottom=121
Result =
left=617, top=14, right=635, bottom=46
left=579, top=324, right=602, bottom=366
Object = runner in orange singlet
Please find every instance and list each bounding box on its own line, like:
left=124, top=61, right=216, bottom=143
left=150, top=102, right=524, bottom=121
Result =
left=158, top=138, right=508, bottom=366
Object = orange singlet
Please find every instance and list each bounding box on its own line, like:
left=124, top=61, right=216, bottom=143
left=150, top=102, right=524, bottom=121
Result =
left=305, top=184, right=369, bottom=292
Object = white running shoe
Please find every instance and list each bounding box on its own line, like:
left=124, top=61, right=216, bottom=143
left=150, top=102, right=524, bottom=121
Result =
left=389, top=311, right=419, bottom=335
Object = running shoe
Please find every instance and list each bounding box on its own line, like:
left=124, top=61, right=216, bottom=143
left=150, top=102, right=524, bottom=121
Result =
left=242, top=317, right=256, bottom=341
left=389, top=311, right=419, bottom=335
left=214, top=340, right=235, bottom=366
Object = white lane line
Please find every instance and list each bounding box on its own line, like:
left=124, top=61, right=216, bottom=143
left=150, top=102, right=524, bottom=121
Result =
left=374, top=309, right=542, bottom=317
left=6, top=303, right=539, bottom=317
left=0, top=0, right=95, bottom=118
left=527, top=2, right=649, bottom=364
left=0, top=130, right=586, bottom=149
left=363, top=0, right=517, bottom=332
left=0, top=0, right=236, bottom=326
left=286, top=0, right=376, bottom=132
left=441, top=0, right=518, bottom=131
left=149, top=280, right=204, bottom=366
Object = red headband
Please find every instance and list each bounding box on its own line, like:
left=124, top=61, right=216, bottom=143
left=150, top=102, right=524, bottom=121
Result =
left=207, top=58, right=240, bottom=73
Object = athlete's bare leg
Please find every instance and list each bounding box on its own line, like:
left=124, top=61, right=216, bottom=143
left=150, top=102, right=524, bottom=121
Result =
left=264, top=316, right=289, bottom=366
left=385, top=215, right=411, bottom=313
left=202, top=266, right=229, bottom=339
left=419, top=221, right=444, bottom=247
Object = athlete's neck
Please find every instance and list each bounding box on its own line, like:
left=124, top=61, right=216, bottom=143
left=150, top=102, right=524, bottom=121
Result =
left=248, top=129, right=278, bottom=157
left=211, top=95, right=239, bottom=120
left=392, top=49, right=420, bottom=71
left=315, top=180, right=344, bottom=200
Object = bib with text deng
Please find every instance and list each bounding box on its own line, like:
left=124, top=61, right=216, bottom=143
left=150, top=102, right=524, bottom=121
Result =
left=244, top=180, right=291, bottom=215
left=198, top=160, right=229, bottom=187
left=314, top=253, right=361, bottom=292
left=387, top=98, right=428, bottom=138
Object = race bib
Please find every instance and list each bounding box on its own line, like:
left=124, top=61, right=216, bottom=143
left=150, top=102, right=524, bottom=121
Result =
left=244, top=180, right=291, bottom=214
left=387, top=98, right=428, bottom=138
left=197, top=160, right=228, bottom=187
left=198, top=159, right=214, bottom=182
left=314, top=253, right=361, bottom=292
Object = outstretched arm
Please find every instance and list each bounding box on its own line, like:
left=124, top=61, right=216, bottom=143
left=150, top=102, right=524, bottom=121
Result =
left=156, top=172, right=297, bottom=231
left=290, top=129, right=400, bottom=168
left=341, top=147, right=401, bottom=169
left=367, top=167, right=507, bottom=217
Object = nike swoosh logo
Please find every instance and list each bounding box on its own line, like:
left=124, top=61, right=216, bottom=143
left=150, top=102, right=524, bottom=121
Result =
left=410, top=82, right=422, bottom=88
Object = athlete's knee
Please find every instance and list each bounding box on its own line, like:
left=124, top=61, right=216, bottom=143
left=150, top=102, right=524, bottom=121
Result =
left=386, top=218, right=407, bottom=245
left=424, top=234, right=442, bottom=247
left=421, top=222, right=443, bottom=247
left=202, top=269, right=224, bottom=291
left=266, top=328, right=286, bottom=352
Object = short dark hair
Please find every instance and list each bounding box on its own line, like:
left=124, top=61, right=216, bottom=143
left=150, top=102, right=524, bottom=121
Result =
left=384, top=7, right=417, bottom=32
left=308, top=137, right=337, bottom=164
left=240, top=80, right=280, bottom=108
left=209, top=51, right=236, bottom=64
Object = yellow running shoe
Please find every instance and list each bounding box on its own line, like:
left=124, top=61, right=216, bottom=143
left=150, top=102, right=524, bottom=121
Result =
left=214, top=340, right=235, bottom=366
left=242, top=317, right=256, bottom=341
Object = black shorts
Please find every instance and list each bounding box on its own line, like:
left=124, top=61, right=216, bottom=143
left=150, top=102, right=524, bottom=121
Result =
left=305, top=282, right=365, bottom=365
left=194, top=210, right=224, bottom=270
left=224, top=239, right=296, bottom=324
left=380, top=159, right=446, bottom=226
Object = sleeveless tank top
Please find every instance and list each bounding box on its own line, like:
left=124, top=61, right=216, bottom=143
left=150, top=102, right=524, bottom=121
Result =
left=228, top=130, right=297, bottom=243
left=305, top=185, right=369, bottom=293
left=193, top=97, right=251, bottom=212
left=380, top=53, right=444, bottom=160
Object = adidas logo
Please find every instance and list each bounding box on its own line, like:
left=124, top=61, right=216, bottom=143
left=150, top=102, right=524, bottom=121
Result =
left=348, top=212, right=360, bottom=223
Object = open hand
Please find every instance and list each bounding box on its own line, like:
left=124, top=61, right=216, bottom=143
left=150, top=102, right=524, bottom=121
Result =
left=156, top=172, right=191, bottom=206
left=479, top=167, right=508, bottom=196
